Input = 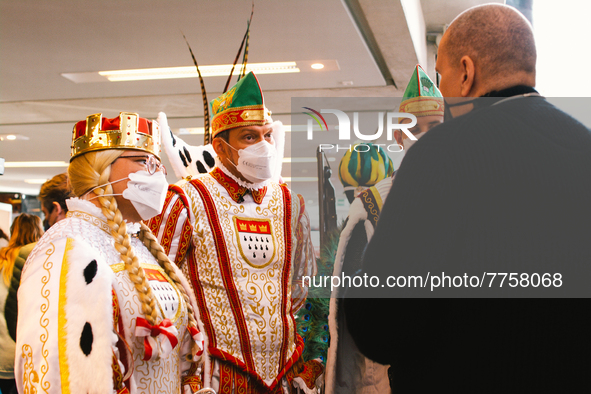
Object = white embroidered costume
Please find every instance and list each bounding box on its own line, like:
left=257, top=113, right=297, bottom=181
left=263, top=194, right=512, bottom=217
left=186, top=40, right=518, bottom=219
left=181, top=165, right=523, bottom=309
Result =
left=15, top=199, right=199, bottom=394
left=148, top=166, right=318, bottom=393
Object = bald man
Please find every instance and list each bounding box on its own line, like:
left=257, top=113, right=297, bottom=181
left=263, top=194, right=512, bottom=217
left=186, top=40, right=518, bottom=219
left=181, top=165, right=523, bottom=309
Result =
left=345, top=4, right=591, bottom=391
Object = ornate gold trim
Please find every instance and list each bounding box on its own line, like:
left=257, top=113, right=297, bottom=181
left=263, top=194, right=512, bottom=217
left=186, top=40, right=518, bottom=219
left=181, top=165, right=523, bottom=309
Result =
left=67, top=211, right=111, bottom=235
left=21, top=344, right=39, bottom=394
left=39, top=244, right=55, bottom=393
left=71, top=112, right=161, bottom=161
left=57, top=238, right=74, bottom=394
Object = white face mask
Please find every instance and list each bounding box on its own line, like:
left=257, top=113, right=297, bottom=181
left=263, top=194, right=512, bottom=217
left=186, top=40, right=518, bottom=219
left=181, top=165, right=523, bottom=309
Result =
left=403, top=131, right=427, bottom=151
left=223, top=139, right=277, bottom=183
left=121, top=170, right=168, bottom=220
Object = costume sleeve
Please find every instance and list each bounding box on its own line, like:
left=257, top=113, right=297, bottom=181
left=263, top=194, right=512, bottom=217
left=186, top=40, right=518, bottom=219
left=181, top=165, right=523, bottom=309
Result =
left=168, top=259, right=207, bottom=393
left=15, top=237, right=118, bottom=394
left=332, top=197, right=369, bottom=280
left=147, top=184, right=194, bottom=267
left=291, top=193, right=316, bottom=314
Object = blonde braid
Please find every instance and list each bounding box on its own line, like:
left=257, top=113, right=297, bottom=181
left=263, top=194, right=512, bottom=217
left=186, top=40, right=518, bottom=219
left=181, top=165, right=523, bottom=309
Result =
left=138, top=223, right=201, bottom=356
left=93, top=163, right=158, bottom=325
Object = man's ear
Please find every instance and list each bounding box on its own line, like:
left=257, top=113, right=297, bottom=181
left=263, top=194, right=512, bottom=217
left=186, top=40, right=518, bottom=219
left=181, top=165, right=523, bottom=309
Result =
left=52, top=201, right=63, bottom=215
left=459, top=55, right=476, bottom=97
left=212, top=138, right=225, bottom=157
left=394, top=130, right=403, bottom=146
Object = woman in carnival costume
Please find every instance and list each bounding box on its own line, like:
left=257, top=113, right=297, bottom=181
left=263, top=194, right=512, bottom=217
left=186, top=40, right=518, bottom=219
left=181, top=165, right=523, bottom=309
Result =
left=15, top=112, right=207, bottom=394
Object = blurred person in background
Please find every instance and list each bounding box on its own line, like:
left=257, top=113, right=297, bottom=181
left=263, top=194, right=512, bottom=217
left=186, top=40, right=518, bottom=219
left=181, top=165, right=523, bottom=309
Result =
left=2, top=174, right=73, bottom=353
left=0, top=213, right=44, bottom=394
left=0, top=229, right=8, bottom=249
left=38, top=173, right=74, bottom=230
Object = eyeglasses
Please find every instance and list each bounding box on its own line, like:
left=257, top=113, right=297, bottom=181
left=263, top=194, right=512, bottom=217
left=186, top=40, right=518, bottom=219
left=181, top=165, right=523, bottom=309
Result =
left=117, top=154, right=167, bottom=175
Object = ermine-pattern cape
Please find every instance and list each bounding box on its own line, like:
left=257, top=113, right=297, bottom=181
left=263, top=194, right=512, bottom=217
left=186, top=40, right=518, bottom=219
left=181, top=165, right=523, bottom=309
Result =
left=16, top=199, right=199, bottom=394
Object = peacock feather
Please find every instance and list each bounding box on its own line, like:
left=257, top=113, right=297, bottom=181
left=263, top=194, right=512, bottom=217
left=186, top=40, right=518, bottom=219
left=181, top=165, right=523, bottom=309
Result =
left=296, top=223, right=344, bottom=365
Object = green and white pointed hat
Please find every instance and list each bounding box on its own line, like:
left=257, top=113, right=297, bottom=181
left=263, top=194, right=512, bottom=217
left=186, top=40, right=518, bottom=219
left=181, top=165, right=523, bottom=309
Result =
left=399, top=65, right=444, bottom=117
left=210, top=72, right=273, bottom=138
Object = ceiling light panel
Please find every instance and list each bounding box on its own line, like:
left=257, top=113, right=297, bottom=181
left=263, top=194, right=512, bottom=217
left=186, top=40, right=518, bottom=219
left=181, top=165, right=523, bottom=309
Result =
left=61, top=60, right=339, bottom=83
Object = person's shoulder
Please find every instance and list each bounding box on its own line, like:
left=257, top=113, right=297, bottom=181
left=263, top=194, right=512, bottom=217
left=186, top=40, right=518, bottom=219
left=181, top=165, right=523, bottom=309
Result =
left=17, top=242, right=37, bottom=259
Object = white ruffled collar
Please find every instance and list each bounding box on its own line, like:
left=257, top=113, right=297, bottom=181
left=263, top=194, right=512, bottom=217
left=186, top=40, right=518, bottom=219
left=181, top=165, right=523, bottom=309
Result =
left=66, top=197, right=142, bottom=234
left=215, top=157, right=270, bottom=190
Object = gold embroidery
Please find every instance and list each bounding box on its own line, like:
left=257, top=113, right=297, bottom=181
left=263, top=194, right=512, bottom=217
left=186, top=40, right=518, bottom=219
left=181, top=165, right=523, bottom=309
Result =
left=211, top=86, right=236, bottom=114
left=188, top=179, right=242, bottom=356
left=371, top=185, right=384, bottom=210
left=57, top=238, right=74, bottom=394
left=21, top=344, right=39, bottom=394
left=205, top=178, right=288, bottom=380
left=39, top=244, right=55, bottom=393
left=67, top=210, right=111, bottom=235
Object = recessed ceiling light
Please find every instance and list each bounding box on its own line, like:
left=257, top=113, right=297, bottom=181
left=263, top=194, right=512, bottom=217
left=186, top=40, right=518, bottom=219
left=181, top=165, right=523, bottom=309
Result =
left=102, top=62, right=300, bottom=82
left=63, top=62, right=301, bottom=83
left=311, top=63, right=325, bottom=70
left=5, top=161, right=69, bottom=168
left=0, top=134, right=29, bottom=141
left=24, top=179, right=49, bottom=184
left=62, top=60, right=340, bottom=83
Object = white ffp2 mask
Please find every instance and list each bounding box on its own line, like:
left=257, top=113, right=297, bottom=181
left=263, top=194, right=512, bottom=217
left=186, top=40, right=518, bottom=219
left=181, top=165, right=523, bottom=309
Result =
left=122, top=170, right=168, bottom=220
left=224, top=140, right=277, bottom=183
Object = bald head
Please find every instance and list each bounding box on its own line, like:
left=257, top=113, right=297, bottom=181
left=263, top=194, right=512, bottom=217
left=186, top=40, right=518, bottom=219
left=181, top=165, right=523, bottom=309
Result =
left=437, top=4, right=536, bottom=96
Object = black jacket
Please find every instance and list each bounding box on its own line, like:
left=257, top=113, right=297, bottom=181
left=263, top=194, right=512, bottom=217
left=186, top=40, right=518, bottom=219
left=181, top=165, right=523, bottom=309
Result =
left=345, top=89, right=591, bottom=391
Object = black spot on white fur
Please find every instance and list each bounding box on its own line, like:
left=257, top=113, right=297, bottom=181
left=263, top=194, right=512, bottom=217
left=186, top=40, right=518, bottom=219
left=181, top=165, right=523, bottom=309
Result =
left=84, top=260, right=97, bottom=284
left=203, top=150, right=215, bottom=167
left=179, top=151, right=188, bottom=168
left=196, top=161, right=207, bottom=173
left=183, top=146, right=192, bottom=163
left=80, top=322, right=93, bottom=356
left=170, top=128, right=177, bottom=147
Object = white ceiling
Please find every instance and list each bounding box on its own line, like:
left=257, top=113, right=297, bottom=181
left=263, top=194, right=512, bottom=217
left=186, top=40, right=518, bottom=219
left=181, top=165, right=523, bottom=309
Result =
left=0, top=0, right=498, bottom=198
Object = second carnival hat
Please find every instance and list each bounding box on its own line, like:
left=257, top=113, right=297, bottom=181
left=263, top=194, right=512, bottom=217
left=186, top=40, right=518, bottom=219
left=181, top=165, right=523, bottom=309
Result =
left=399, top=65, right=444, bottom=117
left=339, top=143, right=394, bottom=192
left=71, top=112, right=161, bottom=161
left=210, top=71, right=273, bottom=138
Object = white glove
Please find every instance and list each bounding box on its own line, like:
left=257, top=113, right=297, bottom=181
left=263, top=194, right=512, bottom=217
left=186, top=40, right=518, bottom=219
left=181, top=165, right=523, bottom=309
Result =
left=158, top=112, right=217, bottom=180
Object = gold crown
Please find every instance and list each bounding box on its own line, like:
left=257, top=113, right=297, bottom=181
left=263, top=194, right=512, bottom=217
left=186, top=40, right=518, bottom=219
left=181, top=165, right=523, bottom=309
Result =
left=239, top=223, right=247, bottom=231
left=71, top=112, right=161, bottom=161
left=259, top=224, right=268, bottom=232
left=249, top=224, right=258, bottom=232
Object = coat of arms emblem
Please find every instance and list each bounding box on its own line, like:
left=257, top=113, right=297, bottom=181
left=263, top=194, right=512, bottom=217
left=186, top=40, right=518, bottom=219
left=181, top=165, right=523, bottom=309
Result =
left=144, top=267, right=179, bottom=320
left=234, top=217, right=276, bottom=268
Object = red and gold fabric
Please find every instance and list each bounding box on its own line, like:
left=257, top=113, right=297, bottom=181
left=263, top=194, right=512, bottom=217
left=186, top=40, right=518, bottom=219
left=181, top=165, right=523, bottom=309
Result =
left=71, top=112, right=161, bottom=161
left=148, top=166, right=316, bottom=393
left=210, top=72, right=273, bottom=138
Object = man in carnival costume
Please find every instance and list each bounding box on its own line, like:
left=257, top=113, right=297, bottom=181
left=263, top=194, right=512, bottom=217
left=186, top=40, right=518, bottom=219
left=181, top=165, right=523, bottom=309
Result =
left=15, top=112, right=204, bottom=394
left=325, top=65, right=443, bottom=394
left=149, top=72, right=321, bottom=393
